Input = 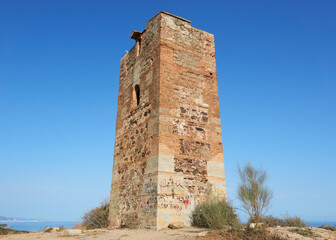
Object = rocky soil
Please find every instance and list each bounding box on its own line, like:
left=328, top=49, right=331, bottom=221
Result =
left=268, top=227, right=336, bottom=240
left=0, top=227, right=207, bottom=240
left=0, top=227, right=335, bottom=240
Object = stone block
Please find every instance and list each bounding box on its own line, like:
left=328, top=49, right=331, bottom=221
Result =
left=62, top=229, right=82, bottom=235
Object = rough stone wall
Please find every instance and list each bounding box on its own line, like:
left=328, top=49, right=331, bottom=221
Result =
left=109, top=13, right=161, bottom=229
left=156, top=13, right=226, bottom=229
left=109, top=11, right=226, bottom=230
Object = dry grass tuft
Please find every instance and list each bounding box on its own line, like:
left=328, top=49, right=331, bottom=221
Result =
left=43, top=227, right=53, bottom=233
left=73, top=222, right=86, bottom=230
left=318, top=224, right=336, bottom=231
left=261, top=213, right=306, bottom=227
left=289, top=227, right=319, bottom=237
left=197, top=225, right=285, bottom=240
left=0, top=228, right=29, bottom=235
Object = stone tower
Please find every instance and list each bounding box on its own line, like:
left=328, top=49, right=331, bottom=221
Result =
left=109, top=11, right=226, bottom=230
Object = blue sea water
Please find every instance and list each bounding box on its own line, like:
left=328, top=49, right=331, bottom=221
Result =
left=308, top=221, right=336, bottom=227
left=1, top=221, right=76, bottom=232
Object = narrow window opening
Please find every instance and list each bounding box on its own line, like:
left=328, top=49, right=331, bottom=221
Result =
left=137, top=39, right=141, bottom=56
left=135, top=85, right=140, bottom=106
left=138, top=38, right=141, bottom=56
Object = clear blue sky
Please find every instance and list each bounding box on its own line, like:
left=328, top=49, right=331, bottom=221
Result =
left=1, top=0, right=335, bottom=223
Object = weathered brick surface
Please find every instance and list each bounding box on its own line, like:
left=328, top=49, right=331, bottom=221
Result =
left=109, top=11, right=226, bottom=230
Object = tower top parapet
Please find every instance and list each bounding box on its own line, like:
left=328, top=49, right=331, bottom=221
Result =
left=151, top=11, right=191, bottom=24
left=130, top=11, right=191, bottom=40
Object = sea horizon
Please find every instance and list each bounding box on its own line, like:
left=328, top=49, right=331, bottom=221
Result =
left=1, top=221, right=77, bottom=232
left=1, top=220, right=336, bottom=232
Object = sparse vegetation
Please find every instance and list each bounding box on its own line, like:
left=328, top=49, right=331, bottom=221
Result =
left=261, top=215, right=287, bottom=227
left=237, top=162, right=273, bottom=227
left=192, top=196, right=240, bottom=230
left=281, top=213, right=306, bottom=227
left=197, top=225, right=286, bottom=240
left=43, top=227, right=53, bottom=232
left=289, top=227, right=319, bottom=237
left=58, top=225, right=67, bottom=231
left=261, top=213, right=306, bottom=227
left=0, top=228, right=29, bottom=235
left=73, top=222, right=86, bottom=230
left=81, top=198, right=110, bottom=229
left=0, top=224, right=7, bottom=228
left=318, top=224, right=336, bottom=231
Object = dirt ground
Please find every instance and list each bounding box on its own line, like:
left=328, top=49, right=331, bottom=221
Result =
left=0, top=227, right=209, bottom=240
left=268, top=227, right=336, bottom=240
left=1, top=227, right=335, bottom=240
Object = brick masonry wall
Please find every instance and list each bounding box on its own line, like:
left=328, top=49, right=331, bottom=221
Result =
left=109, top=11, right=226, bottom=230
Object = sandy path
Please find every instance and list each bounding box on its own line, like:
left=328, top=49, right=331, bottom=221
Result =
left=2, top=227, right=335, bottom=240
left=0, top=227, right=208, bottom=240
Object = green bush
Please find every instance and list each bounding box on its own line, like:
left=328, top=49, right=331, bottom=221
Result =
left=82, top=199, right=110, bottom=229
left=237, top=162, right=273, bottom=225
left=192, top=197, right=240, bottom=230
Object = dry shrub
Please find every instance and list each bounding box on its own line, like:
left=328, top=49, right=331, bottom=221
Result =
left=284, top=216, right=306, bottom=227
left=44, top=227, right=53, bottom=233
left=289, top=228, right=318, bottom=237
left=282, top=213, right=306, bottom=227
left=192, top=196, right=240, bottom=230
left=261, top=214, right=306, bottom=227
left=197, top=225, right=285, bottom=240
left=261, top=215, right=287, bottom=227
left=73, top=222, right=86, bottom=230
left=0, top=228, right=29, bottom=235
left=245, top=225, right=285, bottom=240
left=318, top=224, right=336, bottom=231
left=82, top=199, right=110, bottom=229
left=58, top=226, right=67, bottom=231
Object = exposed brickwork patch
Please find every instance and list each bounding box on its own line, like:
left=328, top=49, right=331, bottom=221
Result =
left=179, top=139, right=210, bottom=158
left=173, top=85, right=207, bottom=107
left=174, top=157, right=207, bottom=176
left=179, top=106, right=208, bottom=123
left=172, top=119, right=206, bottom=139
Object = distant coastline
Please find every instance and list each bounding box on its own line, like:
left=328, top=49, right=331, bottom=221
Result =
left=0, top=220, right=40, bottom=223
left=0, top=216, right=40, bottom=223
left=0, top=221, right=75, bottom=232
